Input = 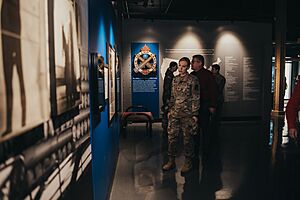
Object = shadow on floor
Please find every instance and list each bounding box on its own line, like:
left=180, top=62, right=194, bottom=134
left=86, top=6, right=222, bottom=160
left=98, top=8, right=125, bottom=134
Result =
left=60, top=163, right=93, bottom=200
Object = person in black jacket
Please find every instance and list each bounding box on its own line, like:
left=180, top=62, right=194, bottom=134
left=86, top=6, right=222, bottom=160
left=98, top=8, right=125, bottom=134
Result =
left=161, top=61, right=178, bottom=134
left=211, top=64, right=226, bottom=128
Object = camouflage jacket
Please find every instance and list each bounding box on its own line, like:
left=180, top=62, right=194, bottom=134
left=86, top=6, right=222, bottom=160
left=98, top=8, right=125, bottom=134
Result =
left=169, top=74, right=200, bottom=118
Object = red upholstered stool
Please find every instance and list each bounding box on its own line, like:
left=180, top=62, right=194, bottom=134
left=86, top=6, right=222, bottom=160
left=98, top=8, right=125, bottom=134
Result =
left=121, top=105, right=154, bottom=137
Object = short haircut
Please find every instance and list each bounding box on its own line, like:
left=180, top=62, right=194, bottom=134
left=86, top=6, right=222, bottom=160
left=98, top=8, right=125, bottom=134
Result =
left=169, top=61, right=178, bottom=68
left=212, top=64, right=220, bottom=71
left=179, top=57, right=190, bottom=67
left=192, top=54, right=205, bottom=66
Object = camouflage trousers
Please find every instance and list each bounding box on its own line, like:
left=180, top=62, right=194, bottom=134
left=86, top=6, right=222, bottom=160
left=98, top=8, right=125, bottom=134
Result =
left=167, top=116, right=198, bottom=159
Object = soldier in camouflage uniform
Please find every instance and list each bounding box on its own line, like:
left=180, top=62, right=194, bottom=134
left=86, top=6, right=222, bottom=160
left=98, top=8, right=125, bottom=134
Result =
left=162, top=57, right=200, bottom=173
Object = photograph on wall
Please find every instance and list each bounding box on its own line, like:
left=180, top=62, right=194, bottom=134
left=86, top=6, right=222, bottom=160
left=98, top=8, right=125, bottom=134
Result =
left=52, top=0, right=81, bottom=115
left=90, top=52, right=105, bottom=126
left=116, top=54, right=121, bottom=112
left=0, top=0, right=50, bottom=141
left=107, top=43, right=116, bottom=123
left=104, top=65, right=109, bottom=100
left=132, top=43, right=158, bottom=78
left=96, top=54, right=105, bottom=111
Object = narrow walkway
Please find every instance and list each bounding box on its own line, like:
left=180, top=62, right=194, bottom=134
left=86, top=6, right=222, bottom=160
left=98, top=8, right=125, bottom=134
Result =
left=110, top=120, right=300, bottom=200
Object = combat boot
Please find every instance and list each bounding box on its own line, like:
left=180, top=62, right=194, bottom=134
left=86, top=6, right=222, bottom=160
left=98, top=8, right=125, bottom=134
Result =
left=162, top=157, right=176, bottom=171
left=181, top=159, right=192, bottom=173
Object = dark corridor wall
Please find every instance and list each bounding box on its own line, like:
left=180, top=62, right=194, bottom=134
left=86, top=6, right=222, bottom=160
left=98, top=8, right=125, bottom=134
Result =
left=0, top=0, right=91, bottom=199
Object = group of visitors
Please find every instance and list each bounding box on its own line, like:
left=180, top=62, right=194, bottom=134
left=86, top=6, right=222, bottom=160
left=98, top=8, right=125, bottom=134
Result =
left=161, top=55, right=226, bottom=173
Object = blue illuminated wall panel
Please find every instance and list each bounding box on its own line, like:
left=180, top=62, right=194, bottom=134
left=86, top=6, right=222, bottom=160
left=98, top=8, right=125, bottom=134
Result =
left=88, top=0, right=121, bottom=199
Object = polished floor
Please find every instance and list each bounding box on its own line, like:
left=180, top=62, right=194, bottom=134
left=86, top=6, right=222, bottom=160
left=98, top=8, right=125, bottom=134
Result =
left=110, top=118, right=300, bottom=200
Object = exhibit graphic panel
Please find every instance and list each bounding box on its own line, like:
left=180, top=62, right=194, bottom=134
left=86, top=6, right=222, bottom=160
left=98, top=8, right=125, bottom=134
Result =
left=224, top=55, right=242, bottom=102
left=0, top=0, right=92, bottom=199
left=52, top=0, right=81, bottom=115
left=131, top=42, right=159, bottom=118
left=242, top=56, right=261, bottom=101
left=107, top=44, right=116, bottom=124
left=116, top=54, right=121, bottom=112
left=0, top=0, right=50, bottom=140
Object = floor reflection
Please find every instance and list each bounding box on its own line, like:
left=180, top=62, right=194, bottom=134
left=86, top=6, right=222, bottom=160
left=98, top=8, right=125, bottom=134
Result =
left=111, top=120, right=300, bottom=200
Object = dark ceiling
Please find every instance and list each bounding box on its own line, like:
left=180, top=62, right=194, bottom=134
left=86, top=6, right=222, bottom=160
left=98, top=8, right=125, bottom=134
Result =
left=113, top=0, right=300, bottom=41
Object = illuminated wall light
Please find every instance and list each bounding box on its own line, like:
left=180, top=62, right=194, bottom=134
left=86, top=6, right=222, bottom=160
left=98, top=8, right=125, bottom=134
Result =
left=109, top=22, right=115, bottom=46
left=187, top=26, right=193, bottom=31
left=217, top=32, right=242, bottom=45
left=174, top=32, right=203, bottom=50
left=97, top=18, right=106, bottom=61
left=216, top=26, right=225, bottom=32
left=146, top=27, right=154, bottom=34
left=135, top=26, right=157, bottom=41
left=215, top=31, right=247, bottom=61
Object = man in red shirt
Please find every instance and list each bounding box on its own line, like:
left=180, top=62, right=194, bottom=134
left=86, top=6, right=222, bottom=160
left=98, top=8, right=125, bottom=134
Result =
left=286, top=79, right=300, bottom=140
left=190, top=55, right=218, bottom=164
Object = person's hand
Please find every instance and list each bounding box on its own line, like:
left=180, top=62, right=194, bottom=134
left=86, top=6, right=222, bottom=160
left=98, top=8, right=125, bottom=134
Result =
left=289, top=128, right=298, bottom=140
left=167, top=112, right=170, bottom=119
left=209, top=107, right=216, bottom=114
left=192, top=116, right=198, bottom=123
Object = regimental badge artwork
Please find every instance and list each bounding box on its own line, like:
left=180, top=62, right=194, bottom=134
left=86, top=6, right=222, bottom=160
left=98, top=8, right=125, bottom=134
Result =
left=133, top=44, right=157, bottom=76
left=131, top=42, right=159, bottom=117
